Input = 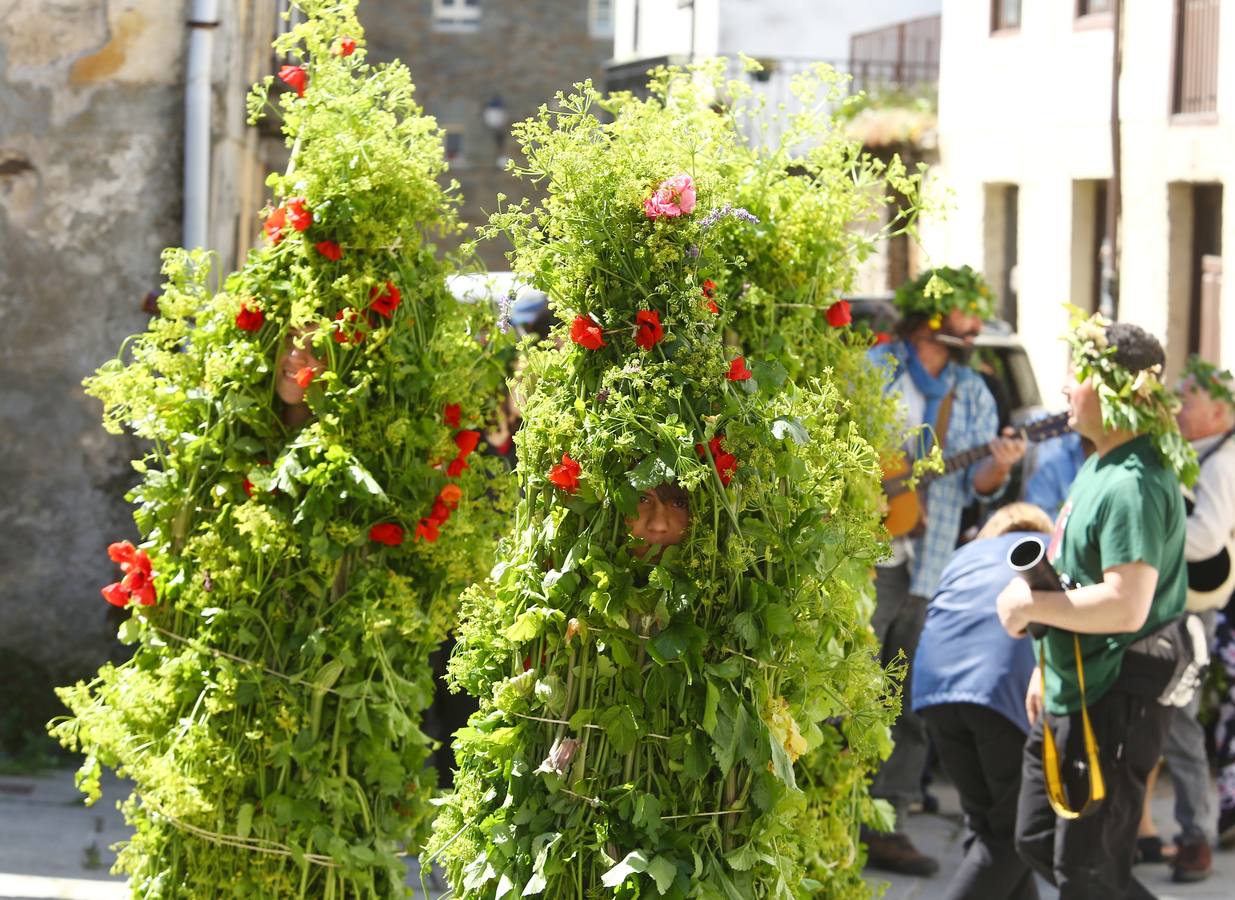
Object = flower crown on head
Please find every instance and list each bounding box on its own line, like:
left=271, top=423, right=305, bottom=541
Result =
left=1180, top=354, right=1235, bottom=406
left=1063, top=306, right=1198, bottom=486
left=893, top=264, right=996, bottom=327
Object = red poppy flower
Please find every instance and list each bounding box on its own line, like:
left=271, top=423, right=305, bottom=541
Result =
left=369, top=523, right=405, bottom=546
left=278, top=65, right=307, bottom=97
left=370, top=281, right=401, bottom=318
left=315, top=240, right=342, bottom=261
left=438, top=484, right=463, bottom=508
left=263, top=206, right=287, bottom=244
left=333, top=308, right=366, bottom=344
left=101, top=582, right=130, bottom=607
left=235, top=302, right=264, bottom=332
left=121, top=568, right=157, bottom=606
left=454, top=430, right=481, bottom=457
left=874, top=331, right=893, bottom=346
left=294, top=367, right=315, bottom=389
left=726, top=356, right=753, bottom=381
left=696, top=435, right=738, bottom=486
left=336, top=36, right=357, bottom=56
left=826, top=299, right=852, bottom=328
left=443, top=403, right=461, bottom=428
left=701, top=279, right=717, bottom=298
left=548, top=453, right=581, bottom=493
left=428, top=499, right=452, bottom=525
left=414, top=518, right=440, bottom=543
left=285, top=197, right=312, bottom=232
left=634, top=309, right=664, bottom=350
left=107, top=541, right=152, bottom=576
left=242, top=478, right=254, bottom=498
left=446, top=457, right=469, bottom=478
left=570, top=315, right=606, bottom=350
left=706, top=299, right=720, bottom=315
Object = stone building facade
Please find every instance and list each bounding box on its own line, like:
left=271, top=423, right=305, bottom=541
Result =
left=0, top=0, right=613, bottom=752
left=0, top=0, right=302, bottom=739
left=358, top=1, right=613, bottom=268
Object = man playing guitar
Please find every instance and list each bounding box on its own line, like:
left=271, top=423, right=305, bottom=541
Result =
left=863, top=266, right=1026, bottom=876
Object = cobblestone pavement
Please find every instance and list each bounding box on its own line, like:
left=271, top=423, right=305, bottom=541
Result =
left=2, top=766, right=1230, bottom=899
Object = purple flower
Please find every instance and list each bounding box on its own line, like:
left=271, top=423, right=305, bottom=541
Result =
left=699, top=204, right=760, bottom=231
left=687, top=245, right=700, bottom=258
left=497, top=290, right=515, bottom=333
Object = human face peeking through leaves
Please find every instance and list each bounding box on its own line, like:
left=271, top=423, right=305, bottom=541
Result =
left=275, top=325, right=325, bottom=426
left=626, top=483, right=690, bottom=559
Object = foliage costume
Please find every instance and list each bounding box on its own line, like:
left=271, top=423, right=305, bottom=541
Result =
left=52, top=3, right=510, bottom=896
left=429, top=76, right=897, bottom=899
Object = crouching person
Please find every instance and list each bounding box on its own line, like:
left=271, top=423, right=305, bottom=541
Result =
left=913, top=502, right=1052, bottom=900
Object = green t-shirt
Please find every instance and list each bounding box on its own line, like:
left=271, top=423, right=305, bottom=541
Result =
left=1038, top=435, right=1186, bottom=715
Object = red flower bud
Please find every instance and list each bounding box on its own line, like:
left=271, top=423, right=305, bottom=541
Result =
left=278, top=65, right=307, bottom=97
left=285, top=197, right=312, bottom=232
left=825, top=299, right=852, bottom=328
left=726, top=356, right=753, bottom=381
left=263, top=206, right=287, bottom=244
left=414, top=518, right=440, bottom=543
left=370, top=281, right=401, bottom=318
left=293, top=367, right=315, bottom=388
left=428, top=499, right=452, bottom=525
left=315, top=240, right=342, bottom=261
left=696, top=435, right=738, bottom=486
left=336, top=36, right=357, bottom=57
left=333, top=308, right=366, bottom=344
left=454, top=430, right=481, bottom=457
left=443, top=403, right=462, bottom=428
left=446, top=457, right=469, bottom=478
left=369, top=523, right=405, bottom=546
left=634, top=309, right=664, bottom=350
left=569, top=315, right=605, bottom=350
left=548, top=453, right=581, bottom=493
left=235, top=302, right=265, bottom=332
left=438, top=484, right=463, bottom=508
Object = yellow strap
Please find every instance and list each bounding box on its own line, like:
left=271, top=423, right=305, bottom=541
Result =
left=1039, top=634, right=1106, bottom=819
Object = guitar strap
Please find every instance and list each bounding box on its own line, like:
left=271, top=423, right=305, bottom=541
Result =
left=1039, top=635, right=1106, bottom=818
left=910, top=389, right=954, bottom=536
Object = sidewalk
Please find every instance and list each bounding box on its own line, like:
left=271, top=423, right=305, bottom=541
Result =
left=871, top=767, right=1235, bottom=899
left=2, top=765, right=1230, bottom=899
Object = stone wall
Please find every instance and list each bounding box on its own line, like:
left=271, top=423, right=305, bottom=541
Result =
left=0, top=0, right=189, bottom=700
left=358, top=0, right=611, bottom=270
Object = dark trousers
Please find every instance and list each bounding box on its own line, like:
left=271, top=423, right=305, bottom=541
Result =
left=922, top=703, right=1039, bottom=900
left=869, top=562, right=930, bottom=827
left=1015, top=688, right=1171, bottom=900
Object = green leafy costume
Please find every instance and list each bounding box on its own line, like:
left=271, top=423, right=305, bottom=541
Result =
left=52, top=3, right=510, bottom=896
left=428, top=75, right=896, bottom=899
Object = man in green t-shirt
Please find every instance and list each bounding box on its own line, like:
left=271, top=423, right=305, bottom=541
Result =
left=996, top=312, right=1194, bottom=899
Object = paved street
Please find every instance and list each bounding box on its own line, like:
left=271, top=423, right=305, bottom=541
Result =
left=1, top=765, right=1230, bottom=899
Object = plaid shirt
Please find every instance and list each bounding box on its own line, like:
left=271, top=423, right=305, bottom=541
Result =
left=869, top=340, right=1003, bottom=598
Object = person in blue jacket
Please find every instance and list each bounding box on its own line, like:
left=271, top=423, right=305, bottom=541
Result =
left=913, top=502, right=1053, bottom=900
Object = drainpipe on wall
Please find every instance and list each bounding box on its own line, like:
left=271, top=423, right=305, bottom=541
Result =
left=184, top=0, right=220, bottom=250
left=1099, top=0, right=1122, bottom=319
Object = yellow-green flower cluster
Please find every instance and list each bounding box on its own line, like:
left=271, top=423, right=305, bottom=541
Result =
left=894, top=264, right=996, bottom=325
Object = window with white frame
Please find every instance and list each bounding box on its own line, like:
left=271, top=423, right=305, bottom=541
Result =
left=589, top=0, right=614, bottom=38
left=433, top=0, right=481, bottom=32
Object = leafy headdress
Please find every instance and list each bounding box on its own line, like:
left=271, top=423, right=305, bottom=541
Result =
left=1180, top=353, right=1235, bottom=407
left=1065, top=308, right=1198, bottom=486
left=428, top=78, right=894, bottom=898
left=52, top=2, right=510, bottom=895
left=894, top=264, right=996, bottom=328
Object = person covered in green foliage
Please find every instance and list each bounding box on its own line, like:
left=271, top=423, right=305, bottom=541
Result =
left=51, top=3, right=511, bottom=896
left=427, top=75, right=896, bottom=899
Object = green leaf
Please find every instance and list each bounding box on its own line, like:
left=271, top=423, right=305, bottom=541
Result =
left=235, top=803, right=254, bottom=840
left=629, top=455, right=675, bottom=490
left=117, top=617, right=141, bottom=646
left=767, top=728, right=798, bottom=791
left=751, top=359, right=787, bottom=391
left=601, top=850, right=649, bottom=887
left=703, top=681, right=719, bottom=736
left=726, top=840, right=760, bottom=872
left=601, top=705, right=639, bottom=754
left=648, top=855, right=678, bottom=894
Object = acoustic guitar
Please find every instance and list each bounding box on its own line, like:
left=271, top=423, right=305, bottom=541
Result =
left=882, top=411, right=1073, bottom=539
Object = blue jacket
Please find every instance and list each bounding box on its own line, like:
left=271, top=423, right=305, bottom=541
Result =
left=911, top=531, right=1038, bottom=732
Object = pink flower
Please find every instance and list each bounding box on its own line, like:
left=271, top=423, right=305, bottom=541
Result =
left=643, top=173, right=697, bottom=219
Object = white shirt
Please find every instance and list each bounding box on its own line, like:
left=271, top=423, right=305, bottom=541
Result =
left=1185, top=431, right=1235, bottom=562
